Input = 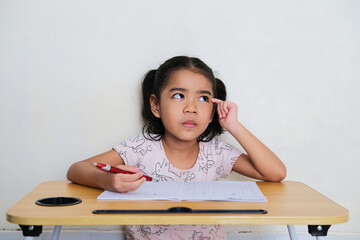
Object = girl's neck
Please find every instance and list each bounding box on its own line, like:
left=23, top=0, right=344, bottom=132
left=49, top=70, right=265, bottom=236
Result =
left=161, top=134, right=199, bottom=170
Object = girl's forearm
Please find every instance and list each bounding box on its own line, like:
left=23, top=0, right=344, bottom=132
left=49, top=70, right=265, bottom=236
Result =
left=228, top=121, right=287, bottom=181
left=67, top=161, right=109, bottom=190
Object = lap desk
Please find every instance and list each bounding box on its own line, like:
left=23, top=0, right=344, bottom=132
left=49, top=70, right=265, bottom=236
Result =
left=6, top=180, right=349, bottom=239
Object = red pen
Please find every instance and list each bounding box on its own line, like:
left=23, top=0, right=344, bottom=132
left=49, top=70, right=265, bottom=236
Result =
left=93, top=163, right=155, bottom=182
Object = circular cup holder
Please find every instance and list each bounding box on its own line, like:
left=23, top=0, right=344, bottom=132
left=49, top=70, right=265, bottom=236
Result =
left=35, top=197, right=82, bottom=207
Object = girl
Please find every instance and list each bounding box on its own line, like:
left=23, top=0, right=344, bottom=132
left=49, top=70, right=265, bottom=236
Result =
left=67, top=56, right=286, bottom=240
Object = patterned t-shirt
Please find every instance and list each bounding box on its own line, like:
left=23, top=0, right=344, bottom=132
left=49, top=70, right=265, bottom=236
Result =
left=113, top=134, right=242, bottom=240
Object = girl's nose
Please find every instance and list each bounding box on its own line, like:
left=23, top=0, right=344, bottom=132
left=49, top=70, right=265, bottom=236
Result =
left=184, top=101, right=197, bottom=114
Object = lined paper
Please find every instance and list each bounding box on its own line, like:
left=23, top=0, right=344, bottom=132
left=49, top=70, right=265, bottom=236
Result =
left=98, top=181, right=267, bottom=202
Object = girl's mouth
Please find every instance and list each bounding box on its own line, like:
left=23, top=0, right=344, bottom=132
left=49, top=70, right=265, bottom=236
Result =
left=182, top=120, right=196, bottom=128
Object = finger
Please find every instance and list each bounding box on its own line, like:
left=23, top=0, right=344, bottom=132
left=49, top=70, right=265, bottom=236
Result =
left=124, top=177, right=146, bottom=192
left=223, top=101, right=229, bottom=114
left=115, top=170, right=144, bottom=182
left=211, top=98, right=222, bottom=104
left=219, top=101, right=226, bottom=118
left=116, top=177, right=146, bottom=192
left=212, top=98, right=221, bottom=117
left=212, top=98, right=226, bottom=118
left=217, top=102, right=223, bottom=118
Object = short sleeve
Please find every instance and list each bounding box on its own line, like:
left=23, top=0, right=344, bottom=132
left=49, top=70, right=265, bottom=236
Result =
left=211, top=138, right=242, bottom=179
left=197, top=138, right=242, bottom=180
left=112, top=135, right=150, bottom=166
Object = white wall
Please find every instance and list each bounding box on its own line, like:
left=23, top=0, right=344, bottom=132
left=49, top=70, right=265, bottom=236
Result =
left=1, top=0, right=359, bottom=237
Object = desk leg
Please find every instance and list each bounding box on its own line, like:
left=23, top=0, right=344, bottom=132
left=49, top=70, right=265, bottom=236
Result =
left=308, top=225, right=331, bottom=239
left=19, top=225, right=42, bottom=239
left=51, top=225, right=62, bottom=240
left=287, top=225, right=298, bottom=240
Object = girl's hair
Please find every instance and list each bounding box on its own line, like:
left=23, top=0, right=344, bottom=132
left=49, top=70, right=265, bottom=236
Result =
left=141, top=56, right=227, bottom=142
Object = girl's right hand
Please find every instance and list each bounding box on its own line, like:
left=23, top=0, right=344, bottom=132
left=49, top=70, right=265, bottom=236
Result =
left=67, top=150, right=146, bottom=193
left=105, top=165, right=146, bottom=193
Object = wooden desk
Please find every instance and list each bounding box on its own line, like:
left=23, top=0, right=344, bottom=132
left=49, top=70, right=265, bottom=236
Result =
left=7, top=181, right=348, bottom=240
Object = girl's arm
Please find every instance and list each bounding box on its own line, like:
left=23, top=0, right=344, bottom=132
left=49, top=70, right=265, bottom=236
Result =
left=212, top=98, right=287, bottom=182
left=66, top=150, right=146, bottom=192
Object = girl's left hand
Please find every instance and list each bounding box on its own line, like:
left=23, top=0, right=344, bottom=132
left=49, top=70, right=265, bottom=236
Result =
left=212, top=98, right=239, bottom=132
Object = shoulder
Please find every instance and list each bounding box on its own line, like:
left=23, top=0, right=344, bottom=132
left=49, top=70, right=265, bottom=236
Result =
left=202, top=137, right=234, bottom=150
left=113, top=134, right=161, bottom=164
left=201, top=138, right=242, bottom=157
left=116, top=134, right=159, bottom=150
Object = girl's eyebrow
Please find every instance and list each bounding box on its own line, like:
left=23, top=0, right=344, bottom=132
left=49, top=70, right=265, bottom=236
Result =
left=199, top=90, right=213, bottom=96
left=169, top=87, right=213, bottom=96
left=169, top=87, right=186, bottom=92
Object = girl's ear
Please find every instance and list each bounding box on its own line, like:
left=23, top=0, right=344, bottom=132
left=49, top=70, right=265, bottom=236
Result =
left=150, top=94, right=161, bottom=118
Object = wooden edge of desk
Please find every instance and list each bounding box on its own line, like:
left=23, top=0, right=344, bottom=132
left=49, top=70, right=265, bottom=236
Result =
left=6, top=180, right=350, bottom=226
left=6, top=211, right=349, bottom=226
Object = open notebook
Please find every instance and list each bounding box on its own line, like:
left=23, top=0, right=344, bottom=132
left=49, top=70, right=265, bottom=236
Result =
left=97, top=181, right=267, bottom=202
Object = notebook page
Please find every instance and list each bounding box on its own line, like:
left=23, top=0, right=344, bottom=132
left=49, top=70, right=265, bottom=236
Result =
left=97, top=181, right=183, bottom=200
left=181, top=181, right=267, bottom=202
left=97, top=181, right=266, bottom=202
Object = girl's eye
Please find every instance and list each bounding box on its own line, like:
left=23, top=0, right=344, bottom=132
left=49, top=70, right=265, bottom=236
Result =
left=173, top=93, right=184, bottom=99
left=199, top=96, right=209, bottom=102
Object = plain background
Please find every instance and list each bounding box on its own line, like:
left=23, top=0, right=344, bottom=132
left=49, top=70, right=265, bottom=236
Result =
left=1, top=0, right=359, bottom=237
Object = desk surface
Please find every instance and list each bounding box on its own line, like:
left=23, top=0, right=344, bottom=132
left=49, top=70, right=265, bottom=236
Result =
left=7, top=180, right=349, bottom=226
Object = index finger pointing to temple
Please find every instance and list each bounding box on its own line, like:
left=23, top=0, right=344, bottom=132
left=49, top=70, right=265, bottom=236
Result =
left=211, top=98, right=222, bottom=103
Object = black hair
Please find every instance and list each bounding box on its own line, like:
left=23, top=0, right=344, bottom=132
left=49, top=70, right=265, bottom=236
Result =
left=141, top=56, right=227, bottom=142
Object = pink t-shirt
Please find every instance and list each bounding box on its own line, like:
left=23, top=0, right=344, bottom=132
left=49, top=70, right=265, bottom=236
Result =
left=113, top=134, right=242, bottom=240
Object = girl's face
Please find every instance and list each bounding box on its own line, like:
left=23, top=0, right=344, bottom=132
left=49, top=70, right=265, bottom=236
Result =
left=150, top=69, right=214, bottom=142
